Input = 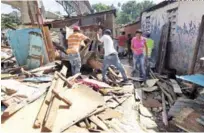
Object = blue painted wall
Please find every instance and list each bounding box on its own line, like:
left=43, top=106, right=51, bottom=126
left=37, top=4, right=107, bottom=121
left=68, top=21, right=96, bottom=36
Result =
left=7, top=28, right=49, bottom=69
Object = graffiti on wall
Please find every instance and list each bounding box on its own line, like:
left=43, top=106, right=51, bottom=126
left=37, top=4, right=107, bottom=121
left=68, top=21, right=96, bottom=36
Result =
left=142, top=15, right=166, bottom=64
left=170, top=21, right=199, bottom=73
left=142, top=13, right=199, bottom=73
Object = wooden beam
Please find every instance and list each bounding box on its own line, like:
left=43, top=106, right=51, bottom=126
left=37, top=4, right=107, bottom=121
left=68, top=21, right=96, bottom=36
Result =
left=42, top=66, right=67, bottom=131
left=33, top=73, right=57, bottom=128
left=157, top=81, right=174, bottom=105
left=89, top=115, right=109, bottom=131
left=162, top=92, right=168, bottom=126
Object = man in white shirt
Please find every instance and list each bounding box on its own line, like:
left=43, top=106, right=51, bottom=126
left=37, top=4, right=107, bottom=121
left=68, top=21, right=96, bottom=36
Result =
left=96, top=29, right=128, bottom=82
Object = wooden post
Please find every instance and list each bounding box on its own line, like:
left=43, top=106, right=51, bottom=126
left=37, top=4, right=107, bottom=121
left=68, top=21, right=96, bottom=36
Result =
left=189, top=15, right=204, bottom=74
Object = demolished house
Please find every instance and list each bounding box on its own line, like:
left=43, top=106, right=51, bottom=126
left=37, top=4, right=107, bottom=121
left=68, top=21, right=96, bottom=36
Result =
left=1, top=0, right=204, bottom=133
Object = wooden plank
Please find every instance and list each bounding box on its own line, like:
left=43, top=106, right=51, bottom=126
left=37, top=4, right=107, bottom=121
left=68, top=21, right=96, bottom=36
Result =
left=89, top=115, right=109, bottom=131
left=2, top=96, right=44, bottom=133
left=141, top=86, right=159, bottom=92
left=143, top=97, right=162, bottom=108
left=168, top=98, right=204, bottom=117
left=97, top=108, right=122, bottom=121
left=63, top=125, right=90, bottom=133
left=146, top=79, right=159, bottom=87
left=42, top=26, right=55, bottom=62
left=58, top=84, right=105, bottom=132
left=42, top=66, right=67, bottom=131
left=170, top=79, right=182, bottom=94
left=33, top=73, right=57, bottom=128
left=157, top=81, right=174, bottom=105
left=2, top=83, right=49, bottom=119
left=156, top=23, right=170, bottom=73
left=189, top=15, right=204, bottom=74
left=162, top=92, right=168, bottom=126
left=163, top=82, right=177, bottom=101
left=173, top=108, right=204, bottom=132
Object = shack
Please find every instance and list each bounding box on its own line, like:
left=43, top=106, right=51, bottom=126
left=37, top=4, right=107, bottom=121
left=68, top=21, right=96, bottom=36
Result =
left=141, top=1, right=204, bottom=74
left=46, top=9, right=117, bottom=36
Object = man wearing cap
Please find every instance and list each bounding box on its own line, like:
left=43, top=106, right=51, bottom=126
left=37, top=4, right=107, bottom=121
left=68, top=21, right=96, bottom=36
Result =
left=66, top=26, right=90, bottom=75
left=96, top=29, right=128, bottom=83
left=131, top=29, right=148, bottom=81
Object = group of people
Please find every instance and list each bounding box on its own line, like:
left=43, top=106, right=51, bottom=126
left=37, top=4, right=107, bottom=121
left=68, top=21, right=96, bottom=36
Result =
left=62, top=26, right=154, bottom=83
left=116, top=30, right=154, bottom=81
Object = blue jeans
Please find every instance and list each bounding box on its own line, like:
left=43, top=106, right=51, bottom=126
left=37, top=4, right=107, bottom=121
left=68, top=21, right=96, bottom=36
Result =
left=67, top=53, right=81, bottom=75
left=133, top=53, right=146, bottom=80
left=102, top=53, right=127, bottom=81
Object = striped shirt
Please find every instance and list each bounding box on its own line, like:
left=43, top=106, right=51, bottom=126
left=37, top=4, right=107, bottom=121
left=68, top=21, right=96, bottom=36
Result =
left=66, top=32, right=88, bottom=54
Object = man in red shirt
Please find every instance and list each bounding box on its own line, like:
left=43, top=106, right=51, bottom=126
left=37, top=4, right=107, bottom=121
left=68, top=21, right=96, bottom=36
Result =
left=117, top=32, right=127, bottom=57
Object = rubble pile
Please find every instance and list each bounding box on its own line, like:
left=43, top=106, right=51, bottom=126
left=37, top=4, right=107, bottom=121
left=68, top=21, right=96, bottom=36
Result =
left=134, top=70, right=204, bottom=132
left=1, top=56, right=135, bottom=132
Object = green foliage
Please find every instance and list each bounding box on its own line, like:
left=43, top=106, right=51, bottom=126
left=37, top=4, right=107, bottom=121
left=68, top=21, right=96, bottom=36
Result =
left=91, top=1, right=154, bottom=24
left=116, top=12, right=132, bottom=24
left=117, top=0, right=154, bottom=24
left=1, top=13, right=21, bottom=30
left=92, top=3, right=111, bottom=12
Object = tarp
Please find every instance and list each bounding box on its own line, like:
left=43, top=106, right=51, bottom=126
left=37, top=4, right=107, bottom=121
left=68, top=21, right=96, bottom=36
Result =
left=176, top=74, right=204, bottom=87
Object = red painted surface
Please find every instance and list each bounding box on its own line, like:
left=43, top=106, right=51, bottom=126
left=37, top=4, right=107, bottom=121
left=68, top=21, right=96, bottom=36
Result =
left=124, top=22, right=141, bottom=36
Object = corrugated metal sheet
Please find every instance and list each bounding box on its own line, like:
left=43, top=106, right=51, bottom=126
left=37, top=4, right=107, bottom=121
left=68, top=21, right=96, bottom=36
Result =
left=7, top=28, right=49, bottom=69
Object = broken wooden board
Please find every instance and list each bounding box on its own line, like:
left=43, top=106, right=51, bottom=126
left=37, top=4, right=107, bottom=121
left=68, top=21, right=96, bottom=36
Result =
left=140, top=86, right=159, bottom=92
left=2, top=83, right=49, bottom=119
left=79, top=78, right=111, bottom=88
left=139, top=104, right=157, bottom=129
left=162, top=92, right=168, bottom=126
left=146, top=79, right=159, bottom=87
left=1, top=79, right=36, bottom=97
left=97, top=108, right=122, bottom=121
left=43, top=66, right=67, bottom=131
left=170, top=79, right=182, bottom=94
left=168, top=98, right=204, bottom=117
left=1, top=96, right=44, bottom=133
left=63, top=125, right=90, bottom=133
left=157, top=81, right=174, bottom=105
left=134, top=88, right=143, bottom=101
left=33, top=74, right=57, bottom=128
left=29, top=63, right=56, bottom=73
left=52, top=84, right=105, bottom=132
left=173, top=108, right=204, bottom=132
left=106, top=95, right=132, bottom=109
left=143, top=97, right=162, bottom=108
left=89, top=115, right=109, bottom=131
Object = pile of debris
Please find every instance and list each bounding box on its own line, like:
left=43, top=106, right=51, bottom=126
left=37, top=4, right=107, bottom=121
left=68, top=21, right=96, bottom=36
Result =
left=134, top=70, right=204, bottom=132
left=1, top=59, right=135, bottom=133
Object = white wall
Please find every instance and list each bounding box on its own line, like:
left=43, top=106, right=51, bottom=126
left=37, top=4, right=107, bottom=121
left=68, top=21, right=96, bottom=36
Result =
left=171, top=1, right=204, bottom=73
left=141, top=1, right=204, bottom=74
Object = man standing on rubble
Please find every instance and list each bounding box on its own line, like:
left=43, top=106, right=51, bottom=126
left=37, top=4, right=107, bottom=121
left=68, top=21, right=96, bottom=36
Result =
left=66, top=26, right=90, bottom=75
left=131, top=29, right=148, bottom=81
left=96, top=29, right=128, bottom=83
